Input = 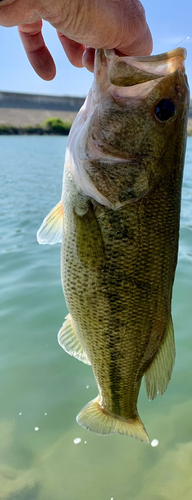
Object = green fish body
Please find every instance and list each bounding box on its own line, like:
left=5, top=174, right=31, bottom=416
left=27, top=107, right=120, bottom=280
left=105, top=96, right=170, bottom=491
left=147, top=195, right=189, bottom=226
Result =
left=37, top=48, right=189, bottom=442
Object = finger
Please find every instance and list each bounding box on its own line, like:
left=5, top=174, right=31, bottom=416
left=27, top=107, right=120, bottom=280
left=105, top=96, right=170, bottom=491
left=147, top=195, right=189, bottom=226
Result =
left=116, top=22, right=153, bottom=57
left=18, top=21, right=56, bottom=80
left=57, top=31, right=85, bottom=68
left=82, top=48, right=95, bottom=73
left=82, top=25, right=152, bottom=74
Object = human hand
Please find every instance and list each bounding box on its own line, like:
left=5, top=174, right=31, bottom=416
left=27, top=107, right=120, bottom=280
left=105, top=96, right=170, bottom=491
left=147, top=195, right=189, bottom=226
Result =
left=0, top=0, right=152, bottom=80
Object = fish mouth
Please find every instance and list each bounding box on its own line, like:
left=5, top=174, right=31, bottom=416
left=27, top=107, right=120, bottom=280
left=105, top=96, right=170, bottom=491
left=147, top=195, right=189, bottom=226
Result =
left=94, top=47, right=187, bottom=99
left=106, top=47, right=186, bottom=85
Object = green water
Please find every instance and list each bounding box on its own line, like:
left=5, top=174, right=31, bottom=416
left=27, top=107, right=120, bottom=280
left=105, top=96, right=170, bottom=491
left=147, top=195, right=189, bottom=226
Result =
left=0, top=136, right=192, bottom=500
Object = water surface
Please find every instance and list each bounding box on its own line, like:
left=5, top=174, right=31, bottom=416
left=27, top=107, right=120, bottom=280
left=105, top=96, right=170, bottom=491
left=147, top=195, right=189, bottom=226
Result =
left=0, top=136, right=192, bottom=500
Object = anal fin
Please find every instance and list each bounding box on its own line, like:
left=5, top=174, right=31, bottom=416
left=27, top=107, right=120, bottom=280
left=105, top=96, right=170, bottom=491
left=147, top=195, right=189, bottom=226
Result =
left=76, top=397, right=149, bottom=443
left=58, top=314, right=91, bottom=365
left=145, top=315, right=175, bottom=401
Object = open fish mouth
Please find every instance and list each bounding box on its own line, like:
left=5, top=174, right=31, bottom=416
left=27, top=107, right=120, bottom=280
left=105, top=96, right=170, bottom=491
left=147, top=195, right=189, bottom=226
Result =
left=106, top=47, right=186, bottom=83
left=94, top=47, right=187, bottom=99
left=95, top=47, right=187, bottom=90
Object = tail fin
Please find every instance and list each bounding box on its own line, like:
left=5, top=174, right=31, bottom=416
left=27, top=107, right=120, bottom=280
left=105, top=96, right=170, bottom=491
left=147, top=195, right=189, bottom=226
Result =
left=76, top=397, right=149, bottom=443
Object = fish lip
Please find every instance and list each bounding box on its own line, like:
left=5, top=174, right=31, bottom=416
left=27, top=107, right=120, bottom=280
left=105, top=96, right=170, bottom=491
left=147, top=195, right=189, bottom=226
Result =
left=104, top=47, right=187, bottom=64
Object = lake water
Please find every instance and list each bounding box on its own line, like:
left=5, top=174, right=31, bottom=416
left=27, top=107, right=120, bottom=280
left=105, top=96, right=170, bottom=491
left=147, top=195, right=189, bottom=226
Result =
left=0, top=135, right=192, bottom=500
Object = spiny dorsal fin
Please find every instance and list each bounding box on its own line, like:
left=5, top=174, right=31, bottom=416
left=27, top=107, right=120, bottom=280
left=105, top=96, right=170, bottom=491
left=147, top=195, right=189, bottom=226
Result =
left=58, top=314, right=91, bottom=365
left=76, top=397, right=149, bottom=443
left=37, top=201, right=63, bottom=245
left=145, top=315, right=175, bottom=401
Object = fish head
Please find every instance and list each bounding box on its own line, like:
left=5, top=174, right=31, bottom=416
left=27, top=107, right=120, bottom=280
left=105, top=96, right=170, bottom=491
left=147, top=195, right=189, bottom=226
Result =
left=66, top=48, right=190, bottom=209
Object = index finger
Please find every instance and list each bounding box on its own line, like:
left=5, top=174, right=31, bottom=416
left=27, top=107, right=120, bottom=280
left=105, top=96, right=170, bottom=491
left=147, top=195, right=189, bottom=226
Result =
left=18, top=21, right=56, bottom=80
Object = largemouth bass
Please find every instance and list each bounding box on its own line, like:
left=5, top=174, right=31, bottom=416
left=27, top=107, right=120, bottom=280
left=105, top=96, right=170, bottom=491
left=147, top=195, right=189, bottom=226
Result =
left=37, top=48, right=189, bottom=443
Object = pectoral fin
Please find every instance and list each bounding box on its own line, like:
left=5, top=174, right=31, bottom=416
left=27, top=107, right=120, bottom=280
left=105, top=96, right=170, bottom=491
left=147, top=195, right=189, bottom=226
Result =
left=37, top=201, right=63, bottom=245
left=58, top=314, right=91, bottom=365
left=74, top=201, right=105, bottom=270
left=145, top=316, right=175, bottom=401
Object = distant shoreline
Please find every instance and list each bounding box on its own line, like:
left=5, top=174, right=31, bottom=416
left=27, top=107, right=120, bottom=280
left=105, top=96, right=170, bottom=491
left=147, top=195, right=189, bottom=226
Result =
left=0, top=125, right=70, bottom=136
left=0, top=92, right=81, bottom=131
left=0, top=117, right=72, bottom=136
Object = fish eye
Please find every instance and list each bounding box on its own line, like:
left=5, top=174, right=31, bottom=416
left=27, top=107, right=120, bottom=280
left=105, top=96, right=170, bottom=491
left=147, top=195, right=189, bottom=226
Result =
left=155, top=99, right=176, bottom=122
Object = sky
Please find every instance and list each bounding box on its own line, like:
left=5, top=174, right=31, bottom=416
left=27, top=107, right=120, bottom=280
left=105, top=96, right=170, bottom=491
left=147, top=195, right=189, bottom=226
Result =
left=0, top=0, right=192, bottom=97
